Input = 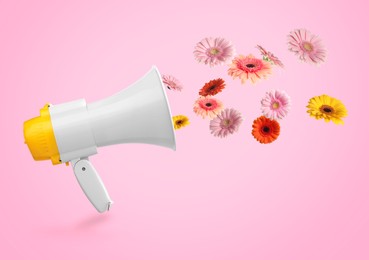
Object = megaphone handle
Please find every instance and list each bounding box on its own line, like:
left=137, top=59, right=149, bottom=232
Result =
left=72, top=158, right=113, bottom=213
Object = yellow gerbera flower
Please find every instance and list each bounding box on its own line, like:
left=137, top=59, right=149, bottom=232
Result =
left=307, top=94, right=348, bottom=124
left=172, top=115, right=190, bottom=130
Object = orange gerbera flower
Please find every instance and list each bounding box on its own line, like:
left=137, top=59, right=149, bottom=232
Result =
left=252, top=116, right=280, bottom=144
left=199, top=78, right=225, bottom=96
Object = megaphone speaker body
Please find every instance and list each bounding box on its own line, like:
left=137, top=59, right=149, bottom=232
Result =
left=24, top=66, right=176, bottom=212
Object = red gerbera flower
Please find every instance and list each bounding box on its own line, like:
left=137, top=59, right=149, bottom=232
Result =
left=199, top=78, right=225, bottom=96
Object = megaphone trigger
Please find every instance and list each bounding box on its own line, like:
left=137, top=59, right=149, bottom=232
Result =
left=72, top=158, right=113, bottom=213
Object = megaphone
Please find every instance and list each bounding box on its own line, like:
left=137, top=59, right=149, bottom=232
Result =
left=23, top=66, right=176, bottom=213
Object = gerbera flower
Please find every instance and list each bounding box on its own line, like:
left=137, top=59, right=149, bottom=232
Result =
left=194, top=37, right=235, bottom=67
left=210, top=108, right=243, bottom=138
left=306, top=94, right=348, bottom=124
left=199, top=78, right=225, bottom=96
left=172, top=115, right=190, bottom=130
left=287, top=29, right=327, bottom=65
left=252, top=116, right=280, bottom=144
left=162, top=74, right=183, bottom=91
left=256, top=45, right=284, bottom=68
left=261, top=90, right=291, bottom=120
left=228, top=54, right=272, bottom=84
left=193, top=96, right=224, bottom=119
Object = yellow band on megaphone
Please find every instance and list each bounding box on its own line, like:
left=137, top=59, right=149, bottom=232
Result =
left=23, top=104, right=61, bottom=165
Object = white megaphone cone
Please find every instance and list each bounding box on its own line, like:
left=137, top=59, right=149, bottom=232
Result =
left=24, top=66, right=176, bottom=213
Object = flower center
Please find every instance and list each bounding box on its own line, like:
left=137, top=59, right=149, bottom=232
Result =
left=209, top=85, right=216, bottom=90
left=320, top=105, right=334, bottom=114
left=210, top=48, right=220, bottom=55
left=223, top=119, right=231, bottom=126
left=302, top=42, right=314, bottom=52
left=272, top=102, right=280, bottom=109
left=246, top=63, right=256, bottom=68
left=176, top=120, right=183, bottom=125
left=205, top=102, right=212, bottom=107
left=262, top=126, right=270, bottom=133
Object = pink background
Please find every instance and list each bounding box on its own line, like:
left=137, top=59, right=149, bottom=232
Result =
left=1, top=0, right=368, bottom=259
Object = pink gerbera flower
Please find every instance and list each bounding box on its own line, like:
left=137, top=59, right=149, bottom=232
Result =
left=210, top=108, right=243, bottom=138
left=228, top=54, right=272, bottom=84
left=287, top=29, right=327, bottom=65
left=162, top=74, right=183, bottom=91
left=193, top=96, right=224, bottom=119
left=256, top=45, right=284, bottom=68
left=261, top=90, right=291, bottom=120
left=194, top=37, right=235, bottom=67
